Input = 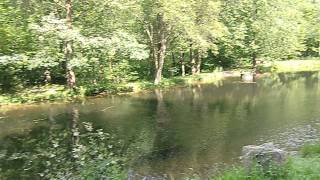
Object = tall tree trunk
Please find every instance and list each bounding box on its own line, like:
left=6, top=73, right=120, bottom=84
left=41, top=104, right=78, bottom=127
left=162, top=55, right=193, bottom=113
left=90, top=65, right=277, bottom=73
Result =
left=252, top=53, right=257, bottom=82
left=190, top=46, right=197, bottom=75
left=171, top=52, right=176, bottom=77
left=171, top=53, right=176, bottom=65
left=252, top=53, right=257, bottom=74
left=180, top=52, right=185, bottom=77
left=146, top=24, right=157, bottom=79
left=65, top=0, right=75, bottom=89
left=44, top=68, right=51, bottom=84
left=251, top=0, right=258, bottom=81
left=154, top=14, right=167, bottom=85
left=154, top=31, right=166, bottom=85
left=195, top=49, right=201, bottom=74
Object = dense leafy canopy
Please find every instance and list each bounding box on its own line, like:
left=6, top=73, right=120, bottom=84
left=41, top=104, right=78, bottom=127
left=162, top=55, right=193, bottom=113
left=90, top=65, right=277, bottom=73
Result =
left=0, top=0, right=319, bottom=93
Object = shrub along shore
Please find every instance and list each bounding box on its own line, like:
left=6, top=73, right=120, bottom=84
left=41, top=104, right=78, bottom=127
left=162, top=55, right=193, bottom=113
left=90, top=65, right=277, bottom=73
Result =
left=1, top=60, right=320, bottom=106
left=0, top=70, right=229, bottom=106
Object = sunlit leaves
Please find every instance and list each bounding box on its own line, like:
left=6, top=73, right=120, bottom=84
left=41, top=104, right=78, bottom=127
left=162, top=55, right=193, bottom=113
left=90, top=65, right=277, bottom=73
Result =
left=219, top=0, right=308, bottom=62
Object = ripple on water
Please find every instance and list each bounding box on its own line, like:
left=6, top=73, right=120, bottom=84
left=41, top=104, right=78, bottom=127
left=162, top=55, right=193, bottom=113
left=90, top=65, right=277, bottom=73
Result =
left=263, top=119, right=320, bottom=151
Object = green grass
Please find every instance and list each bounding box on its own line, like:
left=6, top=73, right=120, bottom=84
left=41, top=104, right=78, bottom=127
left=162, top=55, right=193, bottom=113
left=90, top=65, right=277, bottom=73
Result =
left=0, top=85, right=86, bottom=105
left=0, top=71, right=227, bottom=105
left=2, top=59, right=320, bottom=105
left=213, top=143, right=320, bottom=180
left=301, top=143, right=320, bottom=157
left=127, top=71, right=229, bottom=93
left=259, top=59, right=320, bottom=73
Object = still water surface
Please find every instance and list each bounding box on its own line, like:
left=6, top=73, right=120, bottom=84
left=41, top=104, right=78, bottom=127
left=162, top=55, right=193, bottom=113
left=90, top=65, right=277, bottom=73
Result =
left=1, top=72, right=320, bottom=178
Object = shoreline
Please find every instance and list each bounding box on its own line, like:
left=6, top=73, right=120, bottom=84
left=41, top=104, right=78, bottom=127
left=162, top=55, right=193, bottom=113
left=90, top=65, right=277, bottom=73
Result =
left=0, top=71, right=241, bottom=109
left=1, top=59, right=320, bottom=108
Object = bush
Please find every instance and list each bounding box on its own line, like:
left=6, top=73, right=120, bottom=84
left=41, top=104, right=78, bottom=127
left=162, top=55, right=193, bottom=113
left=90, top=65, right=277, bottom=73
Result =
left=0, top=122, right=126, bottom=179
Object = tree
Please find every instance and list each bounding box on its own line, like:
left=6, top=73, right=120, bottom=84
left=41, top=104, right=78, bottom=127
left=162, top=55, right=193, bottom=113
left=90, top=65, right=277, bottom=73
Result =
left=65, top=0, right=75, bottom=88
left=219, top=0, right=306, bottom=72
left=142, top=0, right=169, bottom=84
left=0, top=0, right=320, bottom=94
left=188, top=0, right=225, bottom=74
left=142, top=0, right=225, bottom=82
left=3, top=0, right=147, bottom=92
left=300, top=0, right=320, bottom=57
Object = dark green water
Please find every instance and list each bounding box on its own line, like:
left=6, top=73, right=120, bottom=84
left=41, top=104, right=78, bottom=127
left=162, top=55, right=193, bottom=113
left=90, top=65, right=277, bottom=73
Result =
left=1, top=72, right=320, bottom=179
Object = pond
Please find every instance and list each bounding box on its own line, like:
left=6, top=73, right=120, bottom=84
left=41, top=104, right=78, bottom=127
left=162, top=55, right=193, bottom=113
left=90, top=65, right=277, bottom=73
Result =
left=1, top=71, right=320, bottom=179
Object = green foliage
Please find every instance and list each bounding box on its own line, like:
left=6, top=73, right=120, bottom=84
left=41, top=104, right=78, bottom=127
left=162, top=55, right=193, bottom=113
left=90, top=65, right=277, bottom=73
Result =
left=0, top=0, right=36, bottom=55
left=258, top=59, right=320, bottom=73
left=1, top=0, right=320, bottom=101
left=0, top=121, right=126, bottom=179
left=300, top=0, right=320, bottom=57
left=0, top=85, right=85, bottom=104
left=286, top=157, right=320, bottom=179
left=214, top=158, right=320, bottom=180
left=214, top=162, right=289, bottom=180
left=84, top=83, right=133, bottom=96
left=214, top=143, right=320, bottom=180
left=301, top=143, right=320, bottom=157
left=216, top=0, right=307, bottom=68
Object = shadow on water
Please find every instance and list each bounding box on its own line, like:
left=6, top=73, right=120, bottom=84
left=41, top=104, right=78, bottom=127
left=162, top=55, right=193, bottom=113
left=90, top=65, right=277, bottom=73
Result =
left=1, top=71, right=320, bottom=179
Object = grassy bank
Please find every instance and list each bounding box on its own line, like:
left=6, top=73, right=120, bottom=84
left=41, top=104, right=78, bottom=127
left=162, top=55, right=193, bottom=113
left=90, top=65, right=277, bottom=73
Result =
left=213, top=143, right=320, bottom=180
left=1, top=59, right=320, bottom=106
left=0, top=85, right=85, bottom=105
left=259, top=59, right=320, bottom=73
left=127, top=71, right=232, bottom=93
left=0, top=71, right=231, bottom=106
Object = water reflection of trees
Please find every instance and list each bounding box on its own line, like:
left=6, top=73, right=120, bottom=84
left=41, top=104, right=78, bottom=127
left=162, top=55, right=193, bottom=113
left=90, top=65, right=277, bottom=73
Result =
left=2, top=72, right=320, bottom=179
left=129, top=71, right=320, bottom=178
left=130, top=89, right=179, bottom=178
left=260, top=71, right=319, bottom=89
left=101, top=72, right=320, bottom=178
left=0, top=106, right=125, bottom=179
